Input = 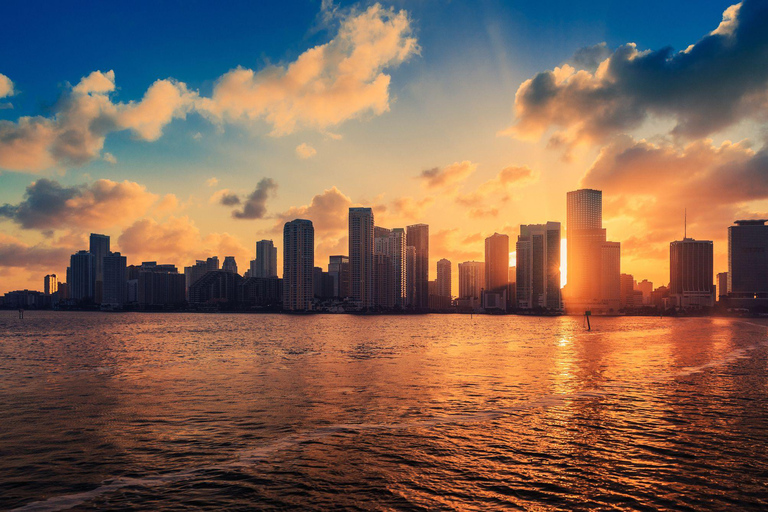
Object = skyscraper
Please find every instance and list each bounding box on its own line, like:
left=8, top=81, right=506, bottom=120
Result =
left=70, top=250, right=95, bottom=302
left=565, top=189, right=621, bottom=312
left=670, top=237, right=714, bottom=308
left=44, top=274, right=58, bottom=296
left=89, top=233, right=110, bottom=304
left=374, top=227, right=407, bottom=308
left=458, top=261, right=485, bottom=300
left=254, top=240, right=278, bottom=278
left=406, top=224, right=429, bottom=310
left=405, top=245, right=416, bottom=307
left=515, top=222, right=561, bottom=310
left=728, top=220, right=768, bottom=302
left=222, top=256, right=238, bottom=274
left=349, top=208, right=374, bottom=308
left=485, top=233, right=509, bottom=292
left=328, top=255, right=350, bottom=299
left=283, top=219, right=314, bottom=311
left=102, top=252, right=127, bottom=307
left=436, top=258, right=451, bottom=298
left=184, top=257, right=220, bottom=297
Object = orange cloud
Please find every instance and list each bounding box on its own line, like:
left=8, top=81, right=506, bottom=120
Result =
left=456, top=165, right=536, bottom=206
left=419, top=160, right=477, bottom=189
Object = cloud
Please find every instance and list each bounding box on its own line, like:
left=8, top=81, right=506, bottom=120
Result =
left=0, top=70, right=197, bottom=173
left=580, top=134, right=768, bottom=269
left=117, top=215, right=250, bottom=267
left=102, top=152, right=117, bottom=164
left=274, top=186, right=352, bottom=233
left=0, top=178, right=158, bottom=230
left=0, top=73, right=13, bottom=98
left=419, top=160, right=477, bottom=189
left=206, top=177, right=219, bottom=187
left=390, top=196, right=434, bottom=219
left=504, top=0, right=768, bottom=148
left=431, top=228, right=483, bottom=263
left=0, top=233, right=73, bottom=270
left=296, top=142, right=317, bottom=159
left=154, top=193, right=181, bottom=215
left=196, top=3, right=418, bottom=135
left=456, top=165, right=536, bottom=206
left=231, top=178, right=277, bottom=219
left=210, top=189, right=241, bottom=206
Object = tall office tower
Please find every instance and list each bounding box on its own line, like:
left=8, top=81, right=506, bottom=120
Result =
left=566, top=189, right=622, bottom=312
left=222, top=256, right=238, bottom=274
left=328, top=255, right=350, bottom=298
left=405, top=246, right=416, bottom=307
left=70, top=250, right=95, bottom=302
left=620, top=273, right=635, bottom=308
left=349, top=208, right=374, bottom=308
left=283, top=219, right=314, bottom=311
left=89, top=233, right=110, bottom=303
left=374, top=227, right=407, bottom=307
left=485, top=233, right=510, bottom=293
left=44, top=274, right=58, bottom=296
left=372, top=253, right=394, bottom=308
left=254, top=240, right=278, bottom=278
left=717, top=272, right=729, bottom=301
left=436, top=259, right=452, bottom=298
left=406, top=224, right=429, bottom=309
left=102, top=252, right=127, bottom=307
left=458, top=261, right=485, bottom=299
left=670, top=237, right=714, bottom=308
left=515, top=222, right=561, bottom=310
left=728, top=220, right=768, bottom=303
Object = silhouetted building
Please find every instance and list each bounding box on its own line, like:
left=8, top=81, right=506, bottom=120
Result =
left=184, top=257, right=219, bottom=296
left=188, top=270, right=242, bottom=305
left=328, top=255, right=350, bottom=299
left=349, top=208, right=374, bottom=308
left=717, top=272, right=729, bottom=302
left=670, top=237, right=714, bottom=308
left=222, top=256, right=238, bottom=274
left=240, top=277, right=282, bottom=308
left=375, top=227, right=407, bottom=307
left=254, top=240, right=278, bottom=278
left=728, top=220, right=768, bottom=304
left=620, top=273, right=635, bottom=309
left=70, top=250, right=95, bottom=302
left=652, top=285, right=671, bottom=310
left=405, top=246, right=416, bottom=307
left=635, top=279, right=653, bottom=305
left=44, top=274, right=57, bottom=296
left=2, top=290, right=46, bottom=309
left=601, top=242, right=621, bottom=310
left=516, top=222, right=561, bottom=310
left=485, top=233, right=509, bottom=293
left=407, top=224, right=429, bottom=310
left=373, top=253, right=394, bottom=309
left=436, top=258, right=451, bottom=299
left=137, top=262, right=186, bottom=308
left=102, top=252, right=127, bottom=307
left=283, top=219, right=314, bottom=311
left=458, top=261, right=485, bottom=300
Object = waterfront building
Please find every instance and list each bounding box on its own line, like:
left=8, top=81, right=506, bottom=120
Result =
left=254, top=240, right=278, bottom=278
left=137, top=262, right=186, bottom=308
left=485, top=233, right=509, bottom=293
left=670, top=237, right=714, bottom=308
left=458, top=261, right=485, bottom=300
left=328, top=255, right=350, bottom=299
left=184, top=257, right=220, bottom=296
left=283, top=219, right=314, bottom=311
left=635, top=279, right=653, bottom=305
left=44, top=274, right=57, bottom=296
left=515, top=222, right=561, bottom=310
left=406, top=224, right=429, bottom=310
left=717, top=272, right=728, bottom=301
left=436, top=259, right=452, bottom=299
left=69, top=250, right=95, bottom=302
left=350, top=208, right=375, bottom=308
left=89, top=233, right=110, bottom=304
left=222, top=256, right=238, bottom=274
left=728, top=220, right=768, bottom=304
left=405, top=246, right=416, bottom=307
left=102, top=252, right=127, bottom=307
left=188, top=270, right=242, bottom=305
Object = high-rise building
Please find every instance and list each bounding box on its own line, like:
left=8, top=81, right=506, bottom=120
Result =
left=635, top=279, right=653, bottom=305
left=406, top=224, right=429, bottom=310
left=222, top=256, right=238, bottom=274
left=670, top=237, right=714, bottom=308
left=89, top=233, right=110, bottom=304
left=254, top=240, right=278, bottom=278
left=137, top=262, right=186, bottom=308
left=515, top=222, right=561, bottom=310
left=405, top=246, right=416, bottom=307
left=70, top=250, right=95, bottom=302
left=620, top=273, right=635, bottom=309
left=485, top=233, right=509, bottom=292
left=102, top=252, right=127, bottom=307
left=373, top=253, right=394, bottom=309
left=44, top=274, right=58, bottom=296
left=717, top=272, right=728, bottom=301
left=283, top=219, right=314, bottom=311
left=436, top=259, right=451, bottom=298
left=458, top=261, right=485, bottom=299
left=374, top=227, right=407, bottom=308
left=349, top=208, right=374, bottom=308
left=565, top=189, right=621, bottom=312
left=728, top=220, right=768, bottom=302
left=184, top=257, right=220, bottom=296
left=328, top=255, right=350, bottom=299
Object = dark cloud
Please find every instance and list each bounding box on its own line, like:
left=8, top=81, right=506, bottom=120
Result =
left=232, top=178, right=277, bottom=219
left=571, top=42, right=611, bottom=70
left=0, top=239, right=73, bottom=269
left=219, top=193, right=241, bottom=206
left=0, top=178, right=156, bottom=230
left=507, top=1, right=768, bottom=147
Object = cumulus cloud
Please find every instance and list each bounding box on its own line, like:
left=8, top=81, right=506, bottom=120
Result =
left=0, top=178, right=157, bottom=230
left=210, top=189, right=241, bottom=206
left=456, top=165, right=536, bottom=206
left=504, top=0, right=768, bottom=148
left=231, top=178, right=277, bottom=219
left=0, top=233, right=73, bottom=270
left=196, top=4, right=418, bottom=135
left=206, top=177, right=219, bottom=187
left=390, top=196, right=434, bottom=219
left=274, top=186, right=352, bottom=233
left=581, top=134, right=768, bottom=265
left=419, top=160, right=477, bottom=189
left=0, top=70, right=196, bottom=172
left=296, top=142, right=317, bottom=159
left=0, top=73, right=13, bottom=98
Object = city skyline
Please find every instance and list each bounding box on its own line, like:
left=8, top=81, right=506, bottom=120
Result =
left=2, top=1, right=768, bottom=298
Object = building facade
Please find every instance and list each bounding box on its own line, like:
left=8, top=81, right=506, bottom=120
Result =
left=254, top=240, right=278, bottom=278
left=407, top=224, right=429, bottom=310
left=728, top=220, right=768, bottom=301
left=349, top=208, right=374, bottom=308
left=515, top=222, right=561, bottom=310
left=283, top=219, right=314, bottom=311
left=670, top=238, right=714, bottom=308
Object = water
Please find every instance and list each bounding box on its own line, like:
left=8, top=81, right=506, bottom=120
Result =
left=1, top=312, right=767, bottom=510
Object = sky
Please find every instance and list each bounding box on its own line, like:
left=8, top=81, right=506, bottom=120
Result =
left=1, top=0, right=767, bottom=296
